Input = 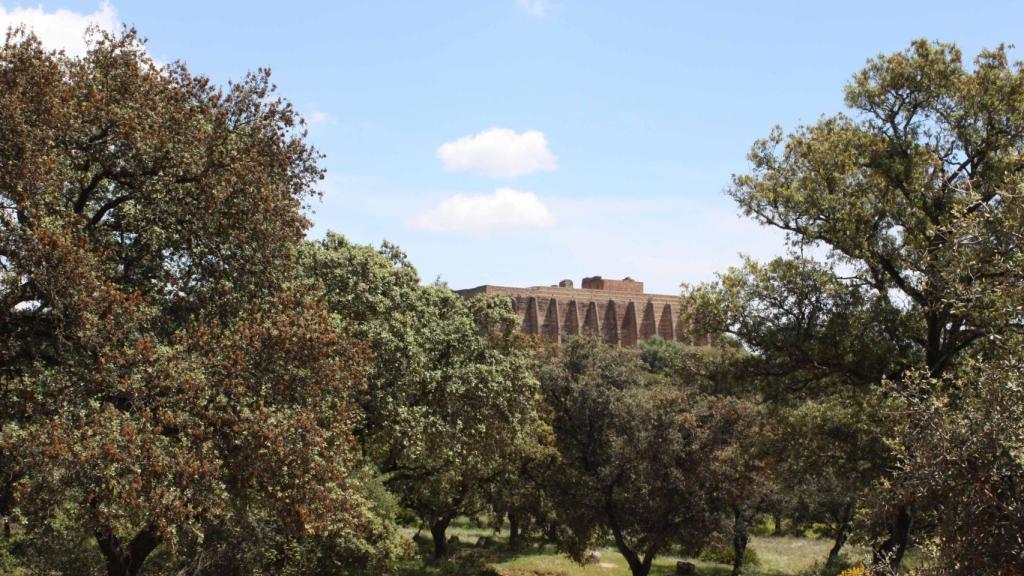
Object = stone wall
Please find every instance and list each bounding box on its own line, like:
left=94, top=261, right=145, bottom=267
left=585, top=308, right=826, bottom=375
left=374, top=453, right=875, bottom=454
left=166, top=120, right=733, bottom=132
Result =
left=581, top=276, right=644, bottom=293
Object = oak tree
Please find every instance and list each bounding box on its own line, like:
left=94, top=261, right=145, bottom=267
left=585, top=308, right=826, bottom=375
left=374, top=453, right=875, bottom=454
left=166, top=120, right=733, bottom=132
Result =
left=0, top=29, right=387, bottom=575
left=539, top=339, right=752, bottom=576
left=301, top=233, right=544, bottom=560
left=881, top=354, right=1024, bottom=575
left=697, top=40, right=1024, bottom=572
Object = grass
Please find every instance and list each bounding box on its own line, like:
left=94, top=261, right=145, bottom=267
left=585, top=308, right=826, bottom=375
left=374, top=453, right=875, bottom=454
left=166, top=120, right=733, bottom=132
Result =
left=749, top=537, right=867, bottom=575
left=492, top=537, right=869, bottom=576
left=493, top=548, right=739, bottom=576
left=396, top=519, right=871, bottom=576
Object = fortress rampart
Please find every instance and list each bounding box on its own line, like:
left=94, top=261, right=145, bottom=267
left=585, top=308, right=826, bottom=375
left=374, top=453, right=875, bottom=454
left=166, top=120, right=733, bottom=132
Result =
left=457, top=276, right=704, bottom=347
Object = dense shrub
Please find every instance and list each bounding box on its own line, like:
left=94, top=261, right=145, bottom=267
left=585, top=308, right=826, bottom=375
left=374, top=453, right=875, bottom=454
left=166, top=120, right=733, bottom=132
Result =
left=698, top=542, right=761, bottom=566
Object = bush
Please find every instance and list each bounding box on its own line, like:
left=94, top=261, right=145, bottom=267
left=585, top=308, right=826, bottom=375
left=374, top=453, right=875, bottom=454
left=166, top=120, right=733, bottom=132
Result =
left=697, top=543, right=761, bottom=566
left=3, top=508, right=104, bottom=575
left=0, top=535, right=29, bottom=576
left=797, top=558, right=858, bottom=576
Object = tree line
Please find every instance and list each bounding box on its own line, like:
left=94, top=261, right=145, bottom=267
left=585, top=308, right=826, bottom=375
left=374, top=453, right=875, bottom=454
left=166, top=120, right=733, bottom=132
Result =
left=0, top=29, right=1021, bottom=576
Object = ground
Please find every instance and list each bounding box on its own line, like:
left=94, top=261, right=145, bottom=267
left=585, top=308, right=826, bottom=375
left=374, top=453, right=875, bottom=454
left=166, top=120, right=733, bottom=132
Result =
left=397, top=519, right=868, bottom=576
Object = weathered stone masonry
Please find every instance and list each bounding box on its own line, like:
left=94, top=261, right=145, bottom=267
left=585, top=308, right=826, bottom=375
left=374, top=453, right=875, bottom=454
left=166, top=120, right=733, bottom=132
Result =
left=457, top=276, right=704, bottom=347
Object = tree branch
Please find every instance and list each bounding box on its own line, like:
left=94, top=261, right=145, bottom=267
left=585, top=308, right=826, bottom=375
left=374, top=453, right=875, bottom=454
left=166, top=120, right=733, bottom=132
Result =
left=87, top=194, right=133, bottom=228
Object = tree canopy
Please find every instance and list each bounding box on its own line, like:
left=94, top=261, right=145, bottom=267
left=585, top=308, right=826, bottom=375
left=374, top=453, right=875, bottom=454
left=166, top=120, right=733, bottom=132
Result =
left=728, top=40, right=1024, bottom=378
left=300, top=233, right=545, bottom=559
left=690, top=40, right=1024, bottom=574
left=3, top=28, right=1022, bottom=576
left=0, top=29, right=395, bottom=576
left=537, top=339, right=759, bottom=576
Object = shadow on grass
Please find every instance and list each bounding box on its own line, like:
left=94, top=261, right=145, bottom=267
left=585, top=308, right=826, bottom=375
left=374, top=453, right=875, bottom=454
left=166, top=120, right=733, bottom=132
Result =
left=396, top=539, right=749, bottom=576
left=396, top=524, right=791, bottom=576
left=396, top=531, right=535, bottom=576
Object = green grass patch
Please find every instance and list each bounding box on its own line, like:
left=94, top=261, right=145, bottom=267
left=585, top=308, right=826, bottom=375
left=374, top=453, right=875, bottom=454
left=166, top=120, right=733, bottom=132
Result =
left=394, top=521, right=872, bottom=576
left=492, top=548, right=740, bottom=576
left=389, top=515, right=887, bottom=576
left=486, top=541, right=919, bottom=576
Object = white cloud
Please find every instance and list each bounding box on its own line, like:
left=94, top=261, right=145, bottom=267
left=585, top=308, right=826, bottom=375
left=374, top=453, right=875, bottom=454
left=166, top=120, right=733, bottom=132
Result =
left=516, top=0, right=551, bottom=18
left=413, top=188, right=556, bottom=233
left=0, top=1, right=119, bottom=58
left=436, top=128, right=558, bottom=178
left=306, top=110, right=336, bottom=126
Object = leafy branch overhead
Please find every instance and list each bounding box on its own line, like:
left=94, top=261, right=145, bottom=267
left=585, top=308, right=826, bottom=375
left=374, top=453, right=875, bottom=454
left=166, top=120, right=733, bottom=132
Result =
left=0, top=28, right=398, bottom=576
left=728, top=40, right=1024, bottom=377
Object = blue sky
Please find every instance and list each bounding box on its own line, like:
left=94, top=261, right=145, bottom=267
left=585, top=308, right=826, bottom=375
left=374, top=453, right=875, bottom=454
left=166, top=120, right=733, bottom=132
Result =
left=4, top=1, right=1023, bottom=294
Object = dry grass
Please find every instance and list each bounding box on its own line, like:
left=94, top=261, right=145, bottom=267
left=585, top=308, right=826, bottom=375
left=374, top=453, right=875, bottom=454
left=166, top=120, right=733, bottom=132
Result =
left=492, top=549, right=736, bottom=576
left=398, top=518, right=872, bottom=576
left=750, top=536, right=869, bottom=574
left=485, top=536, right=865, bottom=576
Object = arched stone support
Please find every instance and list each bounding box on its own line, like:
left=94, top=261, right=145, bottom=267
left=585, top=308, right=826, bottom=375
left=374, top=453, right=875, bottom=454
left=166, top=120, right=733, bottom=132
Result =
left=542, top=298, right=561, bottom=343
left=640, top=302, right=657, bottom=340
left=621, top=301, right=639, bottom=347
left=563, top=300, right=581, bottom=337
left=583, top=302, right=600, bottom=337
left=524, top=297, right=539, bottom=335
left=602, top=300, right=620, bottom=346
left=658, top=304, right=675, bottom=341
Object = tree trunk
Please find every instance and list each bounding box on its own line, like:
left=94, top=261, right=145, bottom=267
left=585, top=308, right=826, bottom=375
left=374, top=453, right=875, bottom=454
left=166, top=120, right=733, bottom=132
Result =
left=508, top=512, right=522, bottom=550
left=1, top=482, right=11, bottom=539
left=772, top=510, right=783, bottom=536
left=429, top=516, right=451, bottom=560
left=825, top=503, right=853, bottom=571
left=545, top=522, right=558, bottom=544
left=617, top=546, right=653, bottom=576
left=872, top=505, right=911, bottom=574
left=731, top=508, right=749, bottom=576
left=96, top=526, right=161, bottom=576
left=609, top=523, right=653, bottom=576
left=826, top=523, right=849, bottom=570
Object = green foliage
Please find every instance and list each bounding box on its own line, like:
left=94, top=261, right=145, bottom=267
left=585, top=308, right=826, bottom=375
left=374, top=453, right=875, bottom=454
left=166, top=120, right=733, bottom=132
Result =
left=699, top=543, right=762, bottom=567
left=301, top=233, right=545, bottom=558
left=0, top=29, right=394, bottom=575
left=727, top=40, right=1024, bottom=378
left=3, top=26, right=1021, bottom=576
left=0, top=504, right=104, bottom=575
left=638, top=335, right=679, bottom=375
left=537, top=339, right=762, bottom=576
left=879, top=354, right=1024, bottom=574
left=682, top=256, right=914, bottom=397
left=171, top=500, right=412, bottom=576
left=704, top=38, right=1024, bottom=573
left=796, top=558, right=858, bottom=576
left=771, top=395, right=888, bottom=559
